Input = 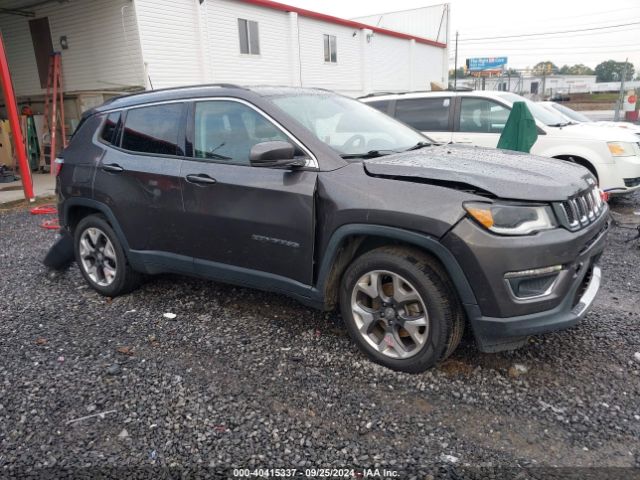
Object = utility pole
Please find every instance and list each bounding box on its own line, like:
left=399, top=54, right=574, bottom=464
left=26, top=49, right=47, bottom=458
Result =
left=453, top=30, right=458, bottom=90
left=614, top=58, right=629, bottom=122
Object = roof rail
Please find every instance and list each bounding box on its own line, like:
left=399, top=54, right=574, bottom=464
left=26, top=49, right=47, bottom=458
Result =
left=101, top=83, right=245, bottom=105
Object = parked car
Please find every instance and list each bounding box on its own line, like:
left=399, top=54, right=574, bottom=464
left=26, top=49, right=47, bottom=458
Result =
left=538, top=101, right=640, bottom=137
left=361, top=90, right=640, bottom=195
left=57, top=85, right=608, bottom=372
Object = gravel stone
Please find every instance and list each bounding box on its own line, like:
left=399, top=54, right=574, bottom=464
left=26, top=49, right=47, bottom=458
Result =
left=1, top=193, right=639, bottom=475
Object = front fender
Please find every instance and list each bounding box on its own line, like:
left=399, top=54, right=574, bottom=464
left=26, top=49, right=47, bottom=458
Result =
left=315, top=224, right=479, bottom=313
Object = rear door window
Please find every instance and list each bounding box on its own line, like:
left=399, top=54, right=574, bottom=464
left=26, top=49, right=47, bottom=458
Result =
left=394, top=97, right=451, bottom=131
left=459, top=98, right=510, bottom=133
left=121, top=103, right=185, bottom=156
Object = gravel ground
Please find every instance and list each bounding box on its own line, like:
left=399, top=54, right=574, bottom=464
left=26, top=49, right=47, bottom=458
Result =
left=1, top=194, right=639, bottom=479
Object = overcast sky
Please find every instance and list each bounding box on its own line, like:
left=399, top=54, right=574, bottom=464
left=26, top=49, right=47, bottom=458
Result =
left=284, top=0, right=640, bottom=72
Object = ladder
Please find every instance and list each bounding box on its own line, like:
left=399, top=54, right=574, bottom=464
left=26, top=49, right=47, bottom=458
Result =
left=40, top=52, right=66, bottom=174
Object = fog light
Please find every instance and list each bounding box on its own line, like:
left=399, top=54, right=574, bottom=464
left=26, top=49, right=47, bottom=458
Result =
left=505, top=265, right=562, bottom=299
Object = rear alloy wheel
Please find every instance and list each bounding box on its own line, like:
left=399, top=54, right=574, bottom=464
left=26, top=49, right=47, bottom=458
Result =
left=74, top=214, right=141, bottom=297
left=78, top=227, right=118, bottom=287
left=340, top=246, right=464, bottom=373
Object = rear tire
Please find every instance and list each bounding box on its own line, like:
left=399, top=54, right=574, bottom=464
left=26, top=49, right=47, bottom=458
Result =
left=339, top=246, right=463, bottom=373
left=74, top=214, right=141, bottom=297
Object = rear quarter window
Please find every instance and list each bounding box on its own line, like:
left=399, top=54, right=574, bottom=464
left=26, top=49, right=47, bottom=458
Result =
left=100, top=112, right=121, bottom=145
left=395, top=97, right=451, bottom=131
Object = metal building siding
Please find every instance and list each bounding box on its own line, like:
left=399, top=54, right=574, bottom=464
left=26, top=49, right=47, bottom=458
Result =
left=371, top=35, right=412, bottom=92
left=0, top=14, right=41, bottom=97
left=413, top=42, right=447, bottom=89
left=134, top=0, right=205, bottom=88
left=202, top=0, right=291, bottom=86
left=0, top=0, right=145, bottom=96
left=354, top=5, right=449, bottom=44
left=296, top=16, right=362, bottom=95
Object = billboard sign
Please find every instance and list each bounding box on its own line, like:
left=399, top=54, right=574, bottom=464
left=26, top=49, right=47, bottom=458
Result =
left=466, top=57, right=507, bottom=72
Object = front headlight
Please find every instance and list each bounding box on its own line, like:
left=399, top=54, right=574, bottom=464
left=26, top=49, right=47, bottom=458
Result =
left=464, top=202, right=557, bottom=235
left=607, top=141, right=636, bottom=157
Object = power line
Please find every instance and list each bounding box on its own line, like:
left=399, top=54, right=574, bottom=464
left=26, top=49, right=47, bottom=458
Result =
left=459, top=21, right=640, bottom=42
left=458, top=6, right=640, bottom=35
left=457, top=43, right=640, bottom=53
left=457, top=25, right=640, bottom=44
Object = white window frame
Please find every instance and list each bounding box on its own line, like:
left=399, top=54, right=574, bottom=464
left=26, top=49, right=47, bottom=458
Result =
left=238, top=18, right=260, bottom=55
left=323, top=34, right=337, bottom=63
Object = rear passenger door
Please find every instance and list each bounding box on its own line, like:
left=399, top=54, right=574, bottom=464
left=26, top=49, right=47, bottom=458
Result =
left=93, top=103, right=186, bottom=253
left=452, top=97, right=511, bottom=147
left=180, top=99, right=317, bottom=285
left=392, top=97, right=453, bottom=143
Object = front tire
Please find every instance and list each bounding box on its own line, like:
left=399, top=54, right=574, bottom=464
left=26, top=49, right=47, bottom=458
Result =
left=74, top=214, right=141, bottom=297
left=339, top=246, right=464, bottom=373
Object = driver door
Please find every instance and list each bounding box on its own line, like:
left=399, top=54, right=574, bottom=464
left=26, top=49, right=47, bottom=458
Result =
left=180, top=99, right=317, bottom=285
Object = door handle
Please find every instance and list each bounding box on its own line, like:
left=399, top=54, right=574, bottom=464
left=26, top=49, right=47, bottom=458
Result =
left=186, top=173, right=217, bottom=185
left=102, top=163, right=124, bottom=173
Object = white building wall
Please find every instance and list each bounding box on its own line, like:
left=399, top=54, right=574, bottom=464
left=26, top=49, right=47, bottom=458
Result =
left=134, top=0, right=205, bottom=88
left=132, top=0, right=446, bottom=96
left=354, top=4, right=449, bottom=44
left=0, top=0, right=447, bottom=98
left=370, top=35, right=412, bottom=92
left=297, top=16, right=362, bottom=96
left=413, top=42, right=447, bottom=90
left=0, top=0, right=145, bottom=97
left=201, top=0, right=292, bottom=86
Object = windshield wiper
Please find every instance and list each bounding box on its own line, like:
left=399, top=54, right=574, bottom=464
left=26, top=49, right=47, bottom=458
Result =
left=548, top=122, right=570, bottom=127
left=403, top=141, right=431, bottom=152
left=340, top=150, right=395, bottom=159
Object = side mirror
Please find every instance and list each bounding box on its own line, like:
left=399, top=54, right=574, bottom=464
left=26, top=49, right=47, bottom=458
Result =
left=249, top=141, right=305, bottom=168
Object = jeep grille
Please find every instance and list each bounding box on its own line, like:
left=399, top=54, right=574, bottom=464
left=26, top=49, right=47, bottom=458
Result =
left=555, top=186, right=605, bottom=231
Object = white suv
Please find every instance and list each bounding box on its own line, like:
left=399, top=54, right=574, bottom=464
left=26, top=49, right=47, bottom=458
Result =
left=361, top=91, right=640, bottom=195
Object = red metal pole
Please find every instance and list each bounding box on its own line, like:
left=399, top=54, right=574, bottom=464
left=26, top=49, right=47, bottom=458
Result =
left=0, top=32, right=34, bottom=201
left=49, top=55, right=58, bottom=177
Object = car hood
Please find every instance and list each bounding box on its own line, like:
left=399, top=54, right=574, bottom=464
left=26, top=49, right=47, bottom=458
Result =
left=363, top=144, right=593, bottom=202
left=545, top=122, right=640, bottom=141
left=590, top=121, right=640, bottom=135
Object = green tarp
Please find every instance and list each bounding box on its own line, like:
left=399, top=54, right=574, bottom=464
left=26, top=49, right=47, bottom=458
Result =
left=497, top=101, right=538, bottom=153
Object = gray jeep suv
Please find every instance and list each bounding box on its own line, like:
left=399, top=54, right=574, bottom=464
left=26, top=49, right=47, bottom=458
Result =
left=56, top=85, right=609, bottom=372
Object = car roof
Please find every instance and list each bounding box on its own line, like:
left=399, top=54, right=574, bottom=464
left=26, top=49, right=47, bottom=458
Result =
left=360, top=90, right=511, bottom=102
left=94, top=84, right=333, bottom=113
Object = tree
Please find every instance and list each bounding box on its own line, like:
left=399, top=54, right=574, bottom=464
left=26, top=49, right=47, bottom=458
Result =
left=532, top=61, right=559, bottom=75
left=559, top=64, right=594, bottom=75
left=448, top=67, right=466, bottom=79
left=567, top=64, right=595, bottom=75
left=594, top=60, right=635, bottom=82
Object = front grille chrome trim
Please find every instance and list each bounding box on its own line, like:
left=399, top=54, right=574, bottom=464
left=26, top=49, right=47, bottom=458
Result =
left=555, top=186, right=605, bottom=232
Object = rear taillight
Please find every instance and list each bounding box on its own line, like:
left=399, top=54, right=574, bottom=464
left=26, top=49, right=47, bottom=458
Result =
left=53, top=156, right=64, bottom=176
left=598, top=188, right=609, bottom=203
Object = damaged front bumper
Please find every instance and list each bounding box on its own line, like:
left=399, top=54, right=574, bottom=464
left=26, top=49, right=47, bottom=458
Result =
left=443, top=209, right=609, bottom=353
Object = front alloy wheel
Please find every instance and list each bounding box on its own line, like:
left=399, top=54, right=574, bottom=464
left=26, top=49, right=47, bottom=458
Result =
left=351, top=270, right=429, bottom=359
left=340, top=246, right=464, bottom=373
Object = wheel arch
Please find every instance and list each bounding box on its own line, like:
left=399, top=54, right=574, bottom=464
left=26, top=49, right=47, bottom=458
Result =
left=315, top=224, right=478, bottom=314
left=552, top=154, right=599, bottom=180
left=63, top=198, right=132, bottom=254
